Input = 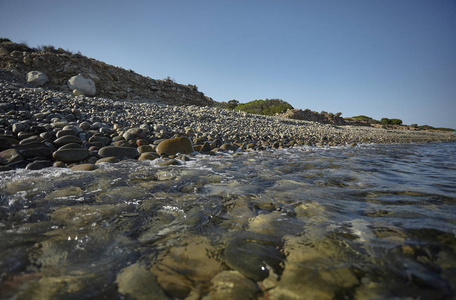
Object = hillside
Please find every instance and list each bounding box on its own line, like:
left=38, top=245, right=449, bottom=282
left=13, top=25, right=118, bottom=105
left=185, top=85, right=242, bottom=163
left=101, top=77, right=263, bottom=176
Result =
left=0, top=39, right=214, bottom=106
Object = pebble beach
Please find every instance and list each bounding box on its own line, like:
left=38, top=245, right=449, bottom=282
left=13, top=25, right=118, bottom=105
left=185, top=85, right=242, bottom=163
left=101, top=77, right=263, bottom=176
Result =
left=2, top=67, right=456, bottom=299
left=1, top=69, right=454, bottom=172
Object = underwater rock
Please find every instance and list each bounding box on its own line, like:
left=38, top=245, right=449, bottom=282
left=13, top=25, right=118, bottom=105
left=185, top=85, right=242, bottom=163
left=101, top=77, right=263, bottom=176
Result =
left=116, top=263, right=168, bottom=300
left=206, top=271, right=259, bottom=300
left=151, top=235, right=222, bottom=298
left=224, top=232, right=284, bottom=282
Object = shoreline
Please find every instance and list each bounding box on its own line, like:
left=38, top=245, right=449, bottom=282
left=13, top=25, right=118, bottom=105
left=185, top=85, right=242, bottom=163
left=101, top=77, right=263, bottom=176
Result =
left=1, top=70, right=455, bottom=172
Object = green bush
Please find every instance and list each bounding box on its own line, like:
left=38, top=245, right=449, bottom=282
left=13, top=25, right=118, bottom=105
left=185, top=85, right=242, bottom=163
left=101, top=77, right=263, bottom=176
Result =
left=234, top=99, right=293, bottom=116
left=381, top=118, right=403, bottom=125
left=0, top=40, right=33, bottom=52
left=227, top=100, right=239, bottom=109
left=351, top=115, right=378, bottom=123
left=0, top=37, right=12, bottom=43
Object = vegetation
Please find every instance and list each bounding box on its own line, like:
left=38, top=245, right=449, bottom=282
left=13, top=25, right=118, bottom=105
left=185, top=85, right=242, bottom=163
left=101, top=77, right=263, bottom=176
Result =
left=351, top=115, right=453, bottom=131
left=380, top=118, right=403, bottom=126
left=0, top=38, right=32, bottom=52
left=164, top=76, right=175, bottom=83
left=351, top=115, right=379, bottom=123
left=352, top=116, right=403, bottom=126
left=1, top=38, right=79, bottom=55
left=417, top=125, right=453, bottom=132
left=233, top=99, right=293, bottom=116
left=226, top=100, right=240, bottom=109
left=187, top=84, right=198, bottom=91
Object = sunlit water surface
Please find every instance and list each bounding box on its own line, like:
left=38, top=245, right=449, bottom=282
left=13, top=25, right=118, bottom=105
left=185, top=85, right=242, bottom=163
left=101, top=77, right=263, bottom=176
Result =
left=1, top=142, right=455, bottom=299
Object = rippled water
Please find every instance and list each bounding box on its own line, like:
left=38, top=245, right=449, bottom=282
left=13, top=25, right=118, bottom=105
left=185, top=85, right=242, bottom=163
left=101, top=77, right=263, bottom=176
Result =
left=1, top=142, right=455, bottom=299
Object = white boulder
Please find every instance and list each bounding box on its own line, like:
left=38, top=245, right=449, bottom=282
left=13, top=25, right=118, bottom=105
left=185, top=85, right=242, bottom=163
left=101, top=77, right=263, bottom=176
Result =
left=67, top=74, right=96, bottom=96
left=26, top=71, right=49, bottom=85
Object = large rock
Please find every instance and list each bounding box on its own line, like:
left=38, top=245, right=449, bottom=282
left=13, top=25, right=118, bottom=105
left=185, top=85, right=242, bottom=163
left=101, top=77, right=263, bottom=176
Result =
left=53, top=148, right=90, bottom=163
left=98, top=146, right=139, bottom=160
left=0, top=149, right=23, bottom=165
left=123, top=128, right=147, bottom=141
left=53, top=135, right=83, bottom=148
left=224, top=232, right=285, bottom=282
left=116, top=263, right=168, bottom=300
left=67, top=74, right=96, bottom=96
left=26, top=71, right=49, bottom=85
left=156, top=137, right=194, bottom=156
left=207, top=271, right=260, bottom=300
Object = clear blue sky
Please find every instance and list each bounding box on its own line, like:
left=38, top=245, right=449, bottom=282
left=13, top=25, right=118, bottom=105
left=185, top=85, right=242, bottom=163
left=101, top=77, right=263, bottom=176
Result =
left=1, top=0, right=455, bottom=128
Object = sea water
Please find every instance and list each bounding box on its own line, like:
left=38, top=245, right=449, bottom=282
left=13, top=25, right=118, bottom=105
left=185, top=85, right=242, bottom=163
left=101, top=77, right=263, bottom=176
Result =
left=1, top=142, right=455, bottom=299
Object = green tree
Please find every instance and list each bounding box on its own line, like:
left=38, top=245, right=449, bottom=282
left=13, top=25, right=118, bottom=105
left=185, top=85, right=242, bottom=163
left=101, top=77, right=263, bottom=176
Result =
left=227, top=100, right=239, bottom=109
left=390, top=118, right=403, bottom=125
left=380, top=118, right=391, bottom=125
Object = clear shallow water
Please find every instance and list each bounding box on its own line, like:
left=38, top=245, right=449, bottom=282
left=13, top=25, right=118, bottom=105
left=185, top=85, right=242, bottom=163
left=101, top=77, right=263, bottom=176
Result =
left=1, top=142, right=455, bottom=299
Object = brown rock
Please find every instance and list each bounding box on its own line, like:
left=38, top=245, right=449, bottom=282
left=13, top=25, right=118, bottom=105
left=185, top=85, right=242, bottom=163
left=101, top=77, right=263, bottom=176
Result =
left=70, top=163, right=98, bottom=171
left=112, top=140, right=129, bottom=147
left=151, top=236, right=222, bottom=298
left=95, top=156, right=119, bottom=164
left=98, top=146, right=139, bottom=160
left=156, top=137, right=194, bottom=156
left=138, top=152, right=159, bottom=161
left=220, top=143, right=238, bottom=152
left=116, top=263, right=167, bottom=300
left=0, top=148, right=23, bottom=164
left=158, top=158, right=180, bottom=166
left=138, top=145, right=154, bottom=153
left=207, top=271, right=259, bottom=300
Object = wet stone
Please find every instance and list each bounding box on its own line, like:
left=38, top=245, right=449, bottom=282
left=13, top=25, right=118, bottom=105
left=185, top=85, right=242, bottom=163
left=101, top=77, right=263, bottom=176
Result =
left=53, top=148, right=90, bottom=163
left=16, top=144, right=53, bottom=159
left=0, top=148, right=23, bottom=164
left=151, top=236, right=222, bottom=299
left=88, top=135, right=111, bottom=146
left=98, top=146, right=139, bottom=160
left=70, top=163, right=98, bottom=171
left=220, top=143, right=238, bottom=151
left=53, top=161, right=66, bottom=168
left=156, top=136, right=194, bottom=156
left=12, top=122, right=26, bottom=133
left=0, top=165, right=12, bottom=171
left=56, top=129, right=77, bottom=138
left=25, top=161, right=50, bottom=170
left=17, top=132, right=34, bottom=140
left=59, top=143, right=84, bottom=150
left=7, top=160, right=29, bottom=169
left=111, top=140, right=129, bottom=147
left=96, top=156, right=119, bottom=164
left=0, top=135, right=19, bottom=146
left=123, top=127, right=147, bottom=141
left=138, top=152, right=158, bottom=161
left=18, top=135, right=41, bottom=145
left=206, top=271, right=260, bottom=300
left=158, top=158, right=181, bottom=166
left=224, top=232, right=285, bottom=282
left=39, top=132, right=53, bottom=140
left=53, top=135, right=82, bottom=147
left=138, top=145, right=154, bottom=153
left=0, top=138, right=13, bottom=151
left=116, top=263, right=168, bottom=300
